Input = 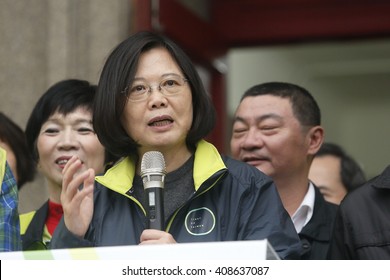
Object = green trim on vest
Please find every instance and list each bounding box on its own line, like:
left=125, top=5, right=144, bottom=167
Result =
left=0, top=147, right=6, bottom=191
left=20, top=211, right=36, bottom=235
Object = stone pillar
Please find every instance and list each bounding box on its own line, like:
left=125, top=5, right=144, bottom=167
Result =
left=0, top=0, right=133, bottom=213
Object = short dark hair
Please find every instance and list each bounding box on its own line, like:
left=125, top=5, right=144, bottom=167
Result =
left=25, top=79, right=116, bottom=166
left=0, top=112, right=36, bottom=188
left=241, top=82, right=321, bottom=127
left=93, top=31, right=216, bottom=157
left=315, top=142, right=366, bottom=192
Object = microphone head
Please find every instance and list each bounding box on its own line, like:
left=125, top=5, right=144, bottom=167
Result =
left=140, top=151, right=166, bottom=183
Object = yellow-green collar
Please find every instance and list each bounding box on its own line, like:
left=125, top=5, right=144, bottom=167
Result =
left=0, top=147, right=6, bottom=189
left=95, top=140, right=227, bottom=195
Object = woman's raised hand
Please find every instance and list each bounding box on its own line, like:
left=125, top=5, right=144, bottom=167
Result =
left=61, top=155, right=95, bottom=238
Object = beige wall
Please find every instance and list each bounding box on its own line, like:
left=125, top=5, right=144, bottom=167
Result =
left=3, top=0, right=389, bottom=213
left=0, top=0, right=131, bottom=213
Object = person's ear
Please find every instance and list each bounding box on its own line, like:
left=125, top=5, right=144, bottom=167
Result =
left=307, top=125, right=324, bottom=156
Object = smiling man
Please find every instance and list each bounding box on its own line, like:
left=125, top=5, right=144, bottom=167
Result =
left=230, top=82, right=338, bottom=259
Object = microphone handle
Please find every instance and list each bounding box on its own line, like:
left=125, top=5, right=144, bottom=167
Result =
left=145, top=187, right=165, bottom=230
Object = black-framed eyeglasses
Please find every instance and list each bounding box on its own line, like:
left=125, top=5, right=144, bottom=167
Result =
left=122, top=74, right=188, bottom=102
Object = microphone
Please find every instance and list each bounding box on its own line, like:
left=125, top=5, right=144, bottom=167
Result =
left=140, top=151, right=166, bottom=230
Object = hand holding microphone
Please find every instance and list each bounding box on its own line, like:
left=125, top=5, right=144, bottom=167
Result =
left=140, top=151, right=166, bottom=230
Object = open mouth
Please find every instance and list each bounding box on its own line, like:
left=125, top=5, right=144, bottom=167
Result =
left=148, top=119, right=173, bottom=126
left=148, top=115, right=174, bottom=127
left=55, top=157, right=84, bottom=168
left=56, top=159, right=70, bottom=165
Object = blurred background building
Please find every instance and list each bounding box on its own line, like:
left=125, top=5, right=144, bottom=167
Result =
left=1, top=0, right=389, bottom=212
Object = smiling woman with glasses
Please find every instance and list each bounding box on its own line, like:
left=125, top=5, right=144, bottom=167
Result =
left=50, top=31, right=301, bottom=260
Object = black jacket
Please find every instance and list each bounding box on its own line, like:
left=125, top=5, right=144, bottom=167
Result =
left=299, top=186, right=338, bottom=259
left=51, top=140, right=302, bottom=259
left=328, top=165, right=390, bottom=259
left=20, top=201, right=50, bottom=250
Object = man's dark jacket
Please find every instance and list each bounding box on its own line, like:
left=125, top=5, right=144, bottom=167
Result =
left=299, top=186, right=338, bottom=259
left=328, top=165, right=390, bottom=259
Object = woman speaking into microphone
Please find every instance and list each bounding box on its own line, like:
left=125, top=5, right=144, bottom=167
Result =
left=51, top=31, right=301, bottom=260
